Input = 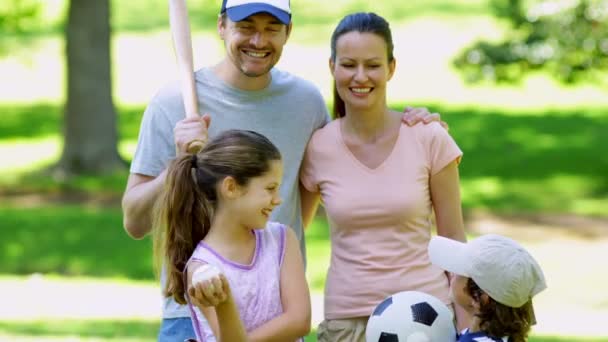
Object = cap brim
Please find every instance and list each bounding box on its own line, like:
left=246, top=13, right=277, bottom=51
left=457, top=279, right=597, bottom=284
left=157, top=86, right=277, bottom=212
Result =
left=226, top=4, right=291, bottom=25
left=428, top=236, right=471, bottom=277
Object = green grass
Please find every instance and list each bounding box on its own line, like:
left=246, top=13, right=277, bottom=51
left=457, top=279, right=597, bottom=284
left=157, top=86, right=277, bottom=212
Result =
left=0, top=102, right=143, bottom=142
left=305, top=215, right=331, bottom=290
left=0, top=320, right=605, bottom=342
left=0, top=204, right=153, bottom=280
left=0, top=199, right=327, bottom=285
left=1, top=101, right=606, bottom=284
left=439, top=106, right=608, bottom=217
left=1, top=103, right=606, bottom=217
left=0, top=320, right=159, bottom=341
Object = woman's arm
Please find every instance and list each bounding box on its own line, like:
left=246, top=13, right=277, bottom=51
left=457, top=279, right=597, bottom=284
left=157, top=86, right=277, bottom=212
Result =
left=187, top=262, right=248, bottom=342
left=300, top=182, right=321, bottom=230
left=248, top=228, right=312, bottom=342
left=429, top=159, right=470, bottom=330
left=430, top=160, right=466, bottom=242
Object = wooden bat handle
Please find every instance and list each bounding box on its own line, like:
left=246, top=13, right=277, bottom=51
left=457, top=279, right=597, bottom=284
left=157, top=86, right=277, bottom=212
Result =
left=169, top=0, right=204, bottom=154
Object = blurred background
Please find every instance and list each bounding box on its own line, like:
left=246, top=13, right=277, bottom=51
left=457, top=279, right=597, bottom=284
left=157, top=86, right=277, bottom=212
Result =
left=1, top=0, right=607, bottom=340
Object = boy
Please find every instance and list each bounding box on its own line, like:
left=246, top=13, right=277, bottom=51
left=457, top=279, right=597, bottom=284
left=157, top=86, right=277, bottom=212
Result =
left=428, top=234, right=547, bottom=341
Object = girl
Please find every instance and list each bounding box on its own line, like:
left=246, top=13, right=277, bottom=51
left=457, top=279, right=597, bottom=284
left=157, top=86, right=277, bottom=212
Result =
left=299, top=12, right=470, bottom=341
left=153, top=129, right=311, bottom=342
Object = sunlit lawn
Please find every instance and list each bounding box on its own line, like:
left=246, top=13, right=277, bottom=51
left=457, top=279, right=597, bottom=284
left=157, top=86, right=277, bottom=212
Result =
left=1, top=103, right=606, bottom=218
left=1, top=198, right=607, bottom=340
left=0, top=320, right=159, bottom=342
left=1, top=101, right=606, bottom=341
left=0, top=320, right=606, bottom=342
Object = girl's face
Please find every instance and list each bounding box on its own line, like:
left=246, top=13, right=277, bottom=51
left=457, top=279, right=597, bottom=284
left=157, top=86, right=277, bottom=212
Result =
left=233, top=159, right=283, bottom=229
left=450, top=274, right=476, bottom=314
left=330, top=31, right=395, bottom=113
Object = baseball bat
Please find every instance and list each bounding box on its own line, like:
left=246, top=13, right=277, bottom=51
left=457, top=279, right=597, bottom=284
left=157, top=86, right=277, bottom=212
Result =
left=168, top=0, right=205, bottom=154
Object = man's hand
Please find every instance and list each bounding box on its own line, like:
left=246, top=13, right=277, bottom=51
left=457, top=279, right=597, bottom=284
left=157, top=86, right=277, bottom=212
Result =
left=403, top=106, right=448, bottom=130
left=174, top=114, right=211, bottom=154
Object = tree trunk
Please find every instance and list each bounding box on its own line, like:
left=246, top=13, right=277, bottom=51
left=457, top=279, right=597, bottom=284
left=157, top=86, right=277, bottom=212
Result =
left=58, top=0, right=125, bottom=175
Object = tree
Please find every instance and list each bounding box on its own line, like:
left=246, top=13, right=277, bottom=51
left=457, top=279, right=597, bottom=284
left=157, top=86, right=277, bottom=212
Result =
left=454, top=0, right=608, bottom=84
left=57, top=0, right=125, bottom=176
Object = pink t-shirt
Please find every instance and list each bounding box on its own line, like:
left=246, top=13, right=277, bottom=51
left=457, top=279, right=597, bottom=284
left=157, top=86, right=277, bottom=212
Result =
left=300, top=120, right=463, bottom=319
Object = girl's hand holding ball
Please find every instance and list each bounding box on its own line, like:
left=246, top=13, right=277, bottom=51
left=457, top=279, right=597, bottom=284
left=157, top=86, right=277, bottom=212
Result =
left=188, top=264, right=230, bottom=307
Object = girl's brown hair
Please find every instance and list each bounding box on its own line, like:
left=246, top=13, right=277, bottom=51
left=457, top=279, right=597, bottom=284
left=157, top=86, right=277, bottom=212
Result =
left=153, top=129, right=281, bottom=304
left=467, top=278, right=534, bottom=342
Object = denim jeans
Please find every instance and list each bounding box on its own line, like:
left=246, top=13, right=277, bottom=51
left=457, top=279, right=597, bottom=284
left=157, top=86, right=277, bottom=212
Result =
left=158, top=317, right=196, bottom=342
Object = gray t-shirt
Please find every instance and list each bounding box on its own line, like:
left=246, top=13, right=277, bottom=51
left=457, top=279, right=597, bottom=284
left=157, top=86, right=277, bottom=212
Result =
left=130, top=67, right=329, bottom=318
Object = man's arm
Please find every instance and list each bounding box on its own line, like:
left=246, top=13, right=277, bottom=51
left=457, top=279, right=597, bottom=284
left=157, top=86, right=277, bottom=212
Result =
left=122, top=115, right=210, bottom=239
left=121, top=171, right=166, bottom=239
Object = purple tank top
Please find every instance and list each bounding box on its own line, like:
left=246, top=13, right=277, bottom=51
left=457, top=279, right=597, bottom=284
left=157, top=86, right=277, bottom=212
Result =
left=186, top=222, right=286, bottom=342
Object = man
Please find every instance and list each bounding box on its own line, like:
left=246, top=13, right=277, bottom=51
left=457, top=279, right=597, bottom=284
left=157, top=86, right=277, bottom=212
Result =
left=122, top=0, right=442, bottom=340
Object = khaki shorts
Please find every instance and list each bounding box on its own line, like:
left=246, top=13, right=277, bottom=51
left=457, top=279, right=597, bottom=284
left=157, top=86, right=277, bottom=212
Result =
left=317, top=317, right=369, bottom=342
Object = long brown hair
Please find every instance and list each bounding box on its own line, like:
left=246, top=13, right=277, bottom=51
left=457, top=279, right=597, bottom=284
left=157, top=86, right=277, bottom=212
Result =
left=467, top=278, right=534, bottom=342
left=330, top=12, right=395, bottom=118
left=153, top=129, right=281, bottom=304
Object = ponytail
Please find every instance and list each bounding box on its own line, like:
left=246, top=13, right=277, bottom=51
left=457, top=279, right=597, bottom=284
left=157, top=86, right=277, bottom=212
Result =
left=153, top=153, right=214, bottom=305
left=152, top=129, right=282, bottom=305
left=332, top=80, right=346, bottom=118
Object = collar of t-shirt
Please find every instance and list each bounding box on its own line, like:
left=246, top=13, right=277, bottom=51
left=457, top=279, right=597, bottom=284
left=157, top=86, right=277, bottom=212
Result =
left=458, top=328, right=509, bottom=342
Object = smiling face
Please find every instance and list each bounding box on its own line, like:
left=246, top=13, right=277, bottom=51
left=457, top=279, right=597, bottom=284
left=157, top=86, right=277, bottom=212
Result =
left=330, top=31, right=395, bottom=113
left=450, top=274, right=476, bottom=314
left=219, top=13, right=291, bottom=78
left=231, top=159, right=283, bottom=229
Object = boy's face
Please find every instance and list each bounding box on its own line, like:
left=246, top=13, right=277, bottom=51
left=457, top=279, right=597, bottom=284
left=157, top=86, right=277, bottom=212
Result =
left=219, top=13, right=291, bottom=78
left=450, top=274, right=475, bottom=314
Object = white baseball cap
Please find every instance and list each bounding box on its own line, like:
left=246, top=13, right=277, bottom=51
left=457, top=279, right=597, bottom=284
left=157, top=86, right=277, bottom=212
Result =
left=221, top=0, right=291, bottom=25
left=428, top=234, right=546, bottom=308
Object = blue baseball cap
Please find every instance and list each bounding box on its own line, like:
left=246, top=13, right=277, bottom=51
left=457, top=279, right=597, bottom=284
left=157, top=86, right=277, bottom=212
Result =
left=221, top=0, right=291, bottom=25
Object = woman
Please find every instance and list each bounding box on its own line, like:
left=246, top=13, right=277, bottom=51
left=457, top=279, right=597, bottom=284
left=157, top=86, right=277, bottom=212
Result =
left=299, top=12, right=469, bottom=341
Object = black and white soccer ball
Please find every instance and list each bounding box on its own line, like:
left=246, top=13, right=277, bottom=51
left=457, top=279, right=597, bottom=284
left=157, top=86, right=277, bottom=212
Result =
left=366, top=291, right=456, bottom=342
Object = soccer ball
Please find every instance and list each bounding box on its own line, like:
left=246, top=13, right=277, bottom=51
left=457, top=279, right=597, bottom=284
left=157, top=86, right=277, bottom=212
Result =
left=366, top=291, right=456, bottom=342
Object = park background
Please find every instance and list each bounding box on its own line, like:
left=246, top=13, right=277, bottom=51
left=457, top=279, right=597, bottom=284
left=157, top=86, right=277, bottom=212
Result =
left=1, top=0, right=607, bottom=340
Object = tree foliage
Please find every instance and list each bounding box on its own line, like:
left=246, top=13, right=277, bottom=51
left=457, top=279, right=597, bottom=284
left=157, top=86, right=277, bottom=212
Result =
left=0, top=0, right=41, bottom=33
left=0, top=0, right=42, bottom=55
left=454, top=0, right=608, bottom=84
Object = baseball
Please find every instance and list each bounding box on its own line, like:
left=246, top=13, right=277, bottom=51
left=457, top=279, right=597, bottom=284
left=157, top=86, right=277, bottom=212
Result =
left=192, top=264, right=222, bottom=286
